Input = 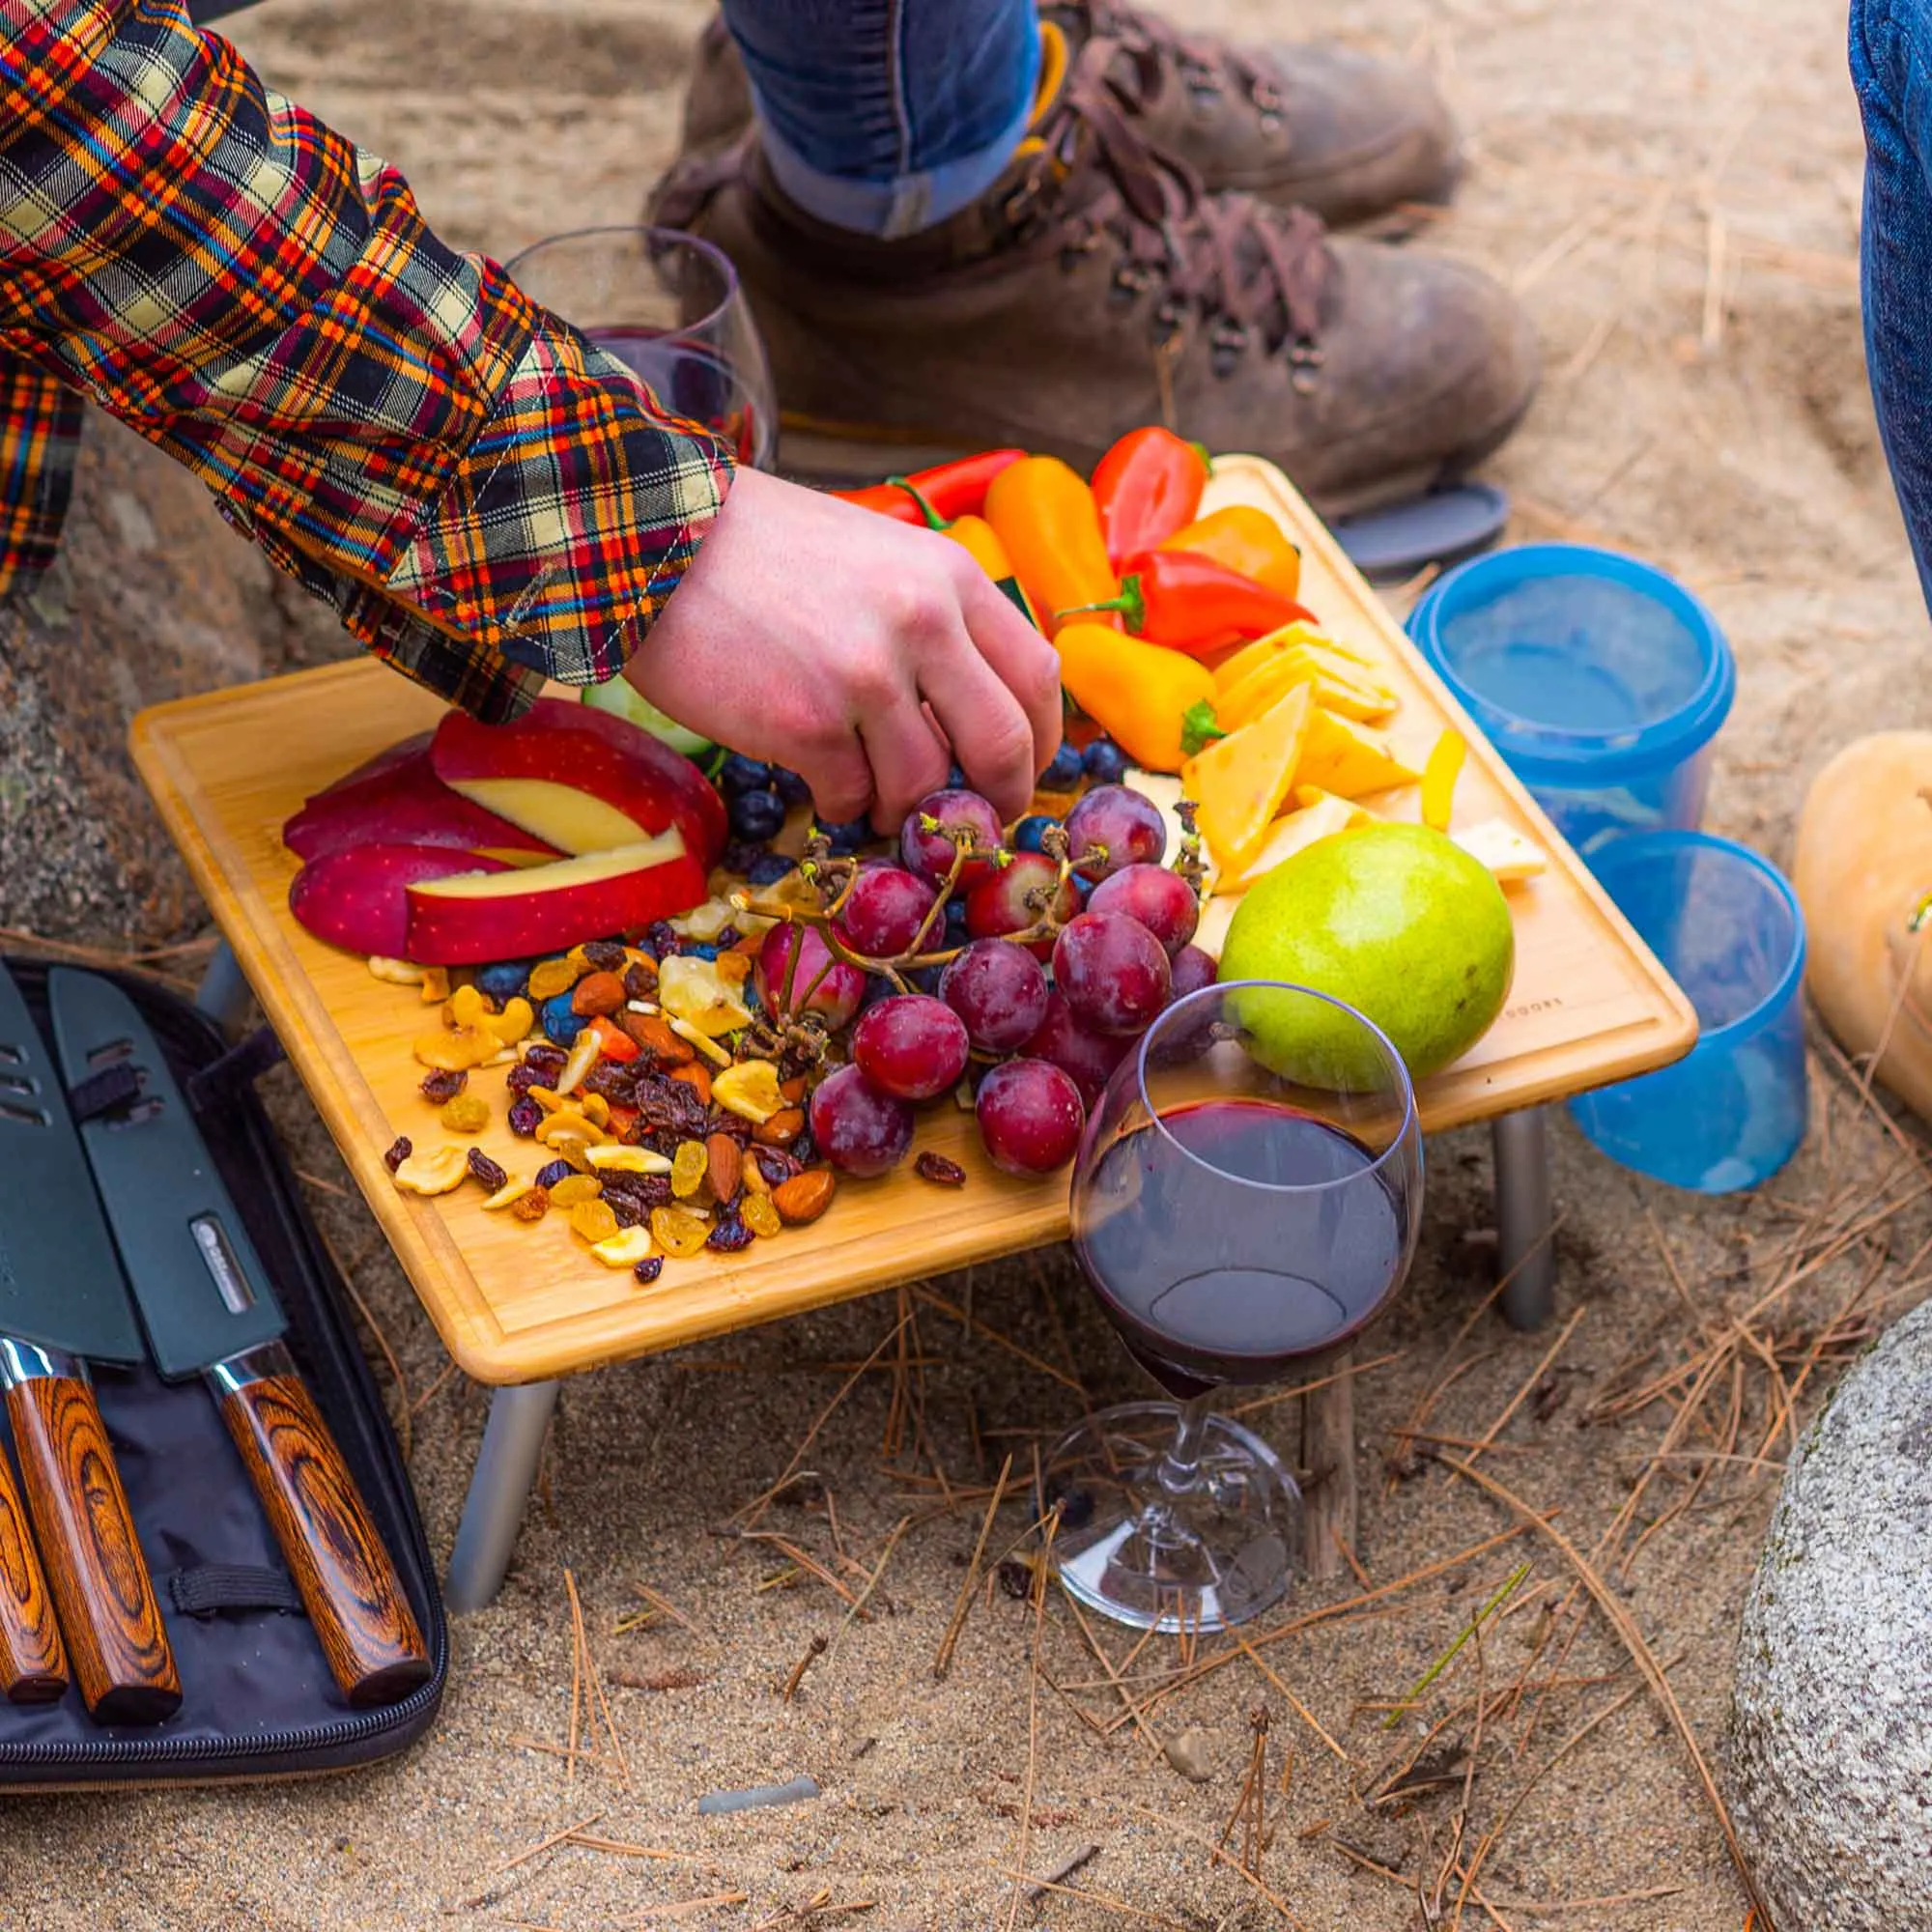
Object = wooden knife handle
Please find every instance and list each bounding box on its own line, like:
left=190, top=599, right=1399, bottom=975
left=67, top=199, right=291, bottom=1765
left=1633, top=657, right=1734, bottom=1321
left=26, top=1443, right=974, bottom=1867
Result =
left=5, top=1378, right=180, bottom=1723
left=0, top=1446, right=67, bottom=1702
left=217, top=1373, right=430, bottom=1707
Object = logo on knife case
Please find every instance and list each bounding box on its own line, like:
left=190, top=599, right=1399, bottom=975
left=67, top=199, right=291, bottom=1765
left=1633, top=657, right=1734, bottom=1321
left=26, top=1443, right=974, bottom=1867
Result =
left=190, top=1214, right=257, bottom=1316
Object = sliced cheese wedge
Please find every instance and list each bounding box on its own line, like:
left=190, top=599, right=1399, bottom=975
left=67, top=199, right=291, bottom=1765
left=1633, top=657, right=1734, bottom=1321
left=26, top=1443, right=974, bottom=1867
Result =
left=1229, top=794, right=1371, bottom=889
left=1296, top=708, right=1421, bottom=799
left=1453, top=817, right=1548, bottom=884
left=1180, top=684, right=1315, bottom=874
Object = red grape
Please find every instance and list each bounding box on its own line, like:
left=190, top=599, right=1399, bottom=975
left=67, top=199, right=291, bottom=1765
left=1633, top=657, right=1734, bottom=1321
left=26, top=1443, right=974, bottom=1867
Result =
left=900, top=788, right=1005, bottom=890
left=1085, top=863, right=1199, bottom=954
left=975, top=1059, right=1087, bottom=1177
left=808, top=1065, right=914, bottom=1177
left=940, top=939, right=1049, bottom=1054
left=1063, top=784, right=1166, bottom=881
left=1052, top=911, right=1171, bottom=1037
left=963, top=852, right=1079, bottom=958
left=851, top=994, right=970, bottom=1101
left=841, top=864, right=938, bottom=956
left=1167, top=944, right=1218, bottom=1003
left=1021, top=991, right=1131, bottom=1108
left=755, top=922, right=867, bottom=1029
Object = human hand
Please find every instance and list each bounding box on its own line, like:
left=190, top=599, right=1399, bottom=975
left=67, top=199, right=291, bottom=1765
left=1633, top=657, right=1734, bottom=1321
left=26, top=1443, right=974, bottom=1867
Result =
left=626, top=469, right=1064, bottom=829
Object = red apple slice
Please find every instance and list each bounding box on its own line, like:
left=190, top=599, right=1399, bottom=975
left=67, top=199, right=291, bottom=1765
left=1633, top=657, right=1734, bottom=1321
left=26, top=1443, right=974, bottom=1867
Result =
left=289, top=843, right=512, bottom=957
left=403, top=831, right=706, bottom=965
left=284, top=743, right=562, bottom=866
left=430, top=697, right=727, bottom=871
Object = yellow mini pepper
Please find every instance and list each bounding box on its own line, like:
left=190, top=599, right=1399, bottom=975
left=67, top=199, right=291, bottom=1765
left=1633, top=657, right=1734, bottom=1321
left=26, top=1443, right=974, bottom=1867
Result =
left=895, top=483, right=1038, bottom=625
left=1056, top=622, right=1219, bottom=773
left=983, top=456, right=1121, bottom=639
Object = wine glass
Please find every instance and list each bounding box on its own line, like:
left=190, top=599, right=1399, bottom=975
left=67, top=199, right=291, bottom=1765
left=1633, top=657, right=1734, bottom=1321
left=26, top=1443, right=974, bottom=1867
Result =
left=504, top=226, right=778, bottom=469
left=1047, top=980, right=1423, bottom=1634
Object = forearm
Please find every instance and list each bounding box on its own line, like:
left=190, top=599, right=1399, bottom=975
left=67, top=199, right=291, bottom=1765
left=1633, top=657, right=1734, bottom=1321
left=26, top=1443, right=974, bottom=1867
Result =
left=0, top=0, right=731, bottom=716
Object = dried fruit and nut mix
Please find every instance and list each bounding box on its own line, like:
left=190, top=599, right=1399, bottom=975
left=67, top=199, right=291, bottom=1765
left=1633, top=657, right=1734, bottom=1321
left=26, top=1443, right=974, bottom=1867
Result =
left=369, top=754, right=1210, bottom=1284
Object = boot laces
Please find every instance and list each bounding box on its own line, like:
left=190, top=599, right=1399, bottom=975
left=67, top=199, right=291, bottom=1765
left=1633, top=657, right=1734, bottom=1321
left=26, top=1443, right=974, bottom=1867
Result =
left=1059, top=0, right=1282, bottom=117
left=1004, top=34, right=1329, bottom=374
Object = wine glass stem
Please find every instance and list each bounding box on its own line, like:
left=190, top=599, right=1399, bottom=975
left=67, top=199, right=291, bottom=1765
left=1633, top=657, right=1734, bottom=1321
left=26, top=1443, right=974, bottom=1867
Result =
left=1139, top=1392, right=1215, bottom=1550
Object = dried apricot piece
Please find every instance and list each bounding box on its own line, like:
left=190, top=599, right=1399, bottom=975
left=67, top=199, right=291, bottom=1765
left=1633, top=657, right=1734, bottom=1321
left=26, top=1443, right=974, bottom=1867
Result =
left=668, top=1063, right=712, bottom=1106
left=670, top=1140, right=709, bottom=1200
left=548, top=1174, right=604, bottom=1208
left=440, top=1094, right=490, bottom=1133
left=772, top=1169, right=836, bottom=1225
left=570, top=1198, right=620, bottom=1243
left=741, top=1192, right=781, bottom=1239
left=649, top=1205, right=711, bottom=1258
left=393, top=1147, right=469, bottom=1195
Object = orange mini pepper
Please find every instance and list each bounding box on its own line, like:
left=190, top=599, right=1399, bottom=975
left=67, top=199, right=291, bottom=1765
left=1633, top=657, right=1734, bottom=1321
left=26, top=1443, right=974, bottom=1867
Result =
left=1054, top=621, right=1219, bottom=773
left=1158, top=504, right=1303, bottom=602
left=983, top=456, right=1121, bottom=639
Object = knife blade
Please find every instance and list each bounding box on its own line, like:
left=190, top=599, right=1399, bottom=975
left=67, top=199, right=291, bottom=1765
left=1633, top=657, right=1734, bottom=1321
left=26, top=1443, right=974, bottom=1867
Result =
left=50, top=972, right=431, bottom=1708
left=0, top=966, right=180, bottom=1721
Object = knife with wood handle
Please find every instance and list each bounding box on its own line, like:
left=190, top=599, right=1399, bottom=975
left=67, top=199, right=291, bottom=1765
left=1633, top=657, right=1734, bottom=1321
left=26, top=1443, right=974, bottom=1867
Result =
left=50, top=971, right=430, bottom=1708
left=0, top=965, right=179, bottom=1723
left=0, top=1427, right=67, bottom=1703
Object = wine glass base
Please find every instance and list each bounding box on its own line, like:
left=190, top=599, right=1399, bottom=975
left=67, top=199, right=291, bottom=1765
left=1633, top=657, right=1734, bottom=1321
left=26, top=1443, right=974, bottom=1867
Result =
left=1039, top=1402, right=1302, bottom=1634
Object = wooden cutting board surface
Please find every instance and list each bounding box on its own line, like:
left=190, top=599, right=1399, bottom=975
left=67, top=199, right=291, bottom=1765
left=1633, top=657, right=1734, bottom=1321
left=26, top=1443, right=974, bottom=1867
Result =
left=129, top=457, right=1696, bottom=1385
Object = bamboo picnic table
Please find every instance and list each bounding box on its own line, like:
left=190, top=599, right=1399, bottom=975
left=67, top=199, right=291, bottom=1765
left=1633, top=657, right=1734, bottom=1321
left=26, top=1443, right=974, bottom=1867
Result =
left=130, top=457, right=1696, bottom=1609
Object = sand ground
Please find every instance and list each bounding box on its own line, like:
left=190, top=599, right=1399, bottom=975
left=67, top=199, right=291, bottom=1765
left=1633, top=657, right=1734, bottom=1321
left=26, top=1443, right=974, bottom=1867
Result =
left=0, top=0, right=1922, bottom=1926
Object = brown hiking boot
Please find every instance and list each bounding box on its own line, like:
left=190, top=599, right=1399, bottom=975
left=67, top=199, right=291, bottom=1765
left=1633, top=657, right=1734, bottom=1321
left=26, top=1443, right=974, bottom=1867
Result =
left=650, top=37, right=1536, bottom=519
left=678, top=3, right=1459, bottom=231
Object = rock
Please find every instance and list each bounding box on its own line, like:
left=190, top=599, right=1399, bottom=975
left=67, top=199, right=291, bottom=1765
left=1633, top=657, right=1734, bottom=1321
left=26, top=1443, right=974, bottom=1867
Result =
left=1727, top=1297, right=1932, bottom=1931
left=697, top=1774, right=820, bottom=1815
left=1161, top=1727, right=1216, bottom=1782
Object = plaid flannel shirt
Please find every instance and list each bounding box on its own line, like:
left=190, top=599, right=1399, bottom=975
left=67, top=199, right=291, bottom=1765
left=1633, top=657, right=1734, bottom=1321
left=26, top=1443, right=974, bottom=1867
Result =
left=1, top=0, right=732, bottom=722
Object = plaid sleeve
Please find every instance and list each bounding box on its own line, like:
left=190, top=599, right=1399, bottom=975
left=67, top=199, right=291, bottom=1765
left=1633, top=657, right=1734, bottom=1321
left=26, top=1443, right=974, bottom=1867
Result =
left=0, top=0, right=732, bottom=721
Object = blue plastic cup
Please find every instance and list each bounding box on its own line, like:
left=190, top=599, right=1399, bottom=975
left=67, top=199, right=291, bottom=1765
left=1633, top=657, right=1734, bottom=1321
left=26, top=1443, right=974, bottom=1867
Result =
left=1567, top=833, right=1807, bottom=1193
left=1408, top=544, right=1735, bottom=856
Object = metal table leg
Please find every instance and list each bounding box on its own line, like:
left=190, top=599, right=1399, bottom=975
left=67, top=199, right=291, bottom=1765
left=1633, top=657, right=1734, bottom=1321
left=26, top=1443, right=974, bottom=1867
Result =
left=1492, top=1107, right=1556, bottom=1333
left=193, top=939, right=251, bottom=1036
left=445, top=1380, right=561, bottom=1611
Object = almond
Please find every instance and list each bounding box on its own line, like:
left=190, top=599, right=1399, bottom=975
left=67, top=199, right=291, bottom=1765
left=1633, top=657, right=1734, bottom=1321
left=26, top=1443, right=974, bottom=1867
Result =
left=618, top=1011, right=694, bottom=1065
left=772, top=1169, right=836, bottom=1226
left=753, top=1105, right=805, bottom=1148
left=705, top=1132, right=743, bottom=1205
left=571, top=971, right=628, bottom=1017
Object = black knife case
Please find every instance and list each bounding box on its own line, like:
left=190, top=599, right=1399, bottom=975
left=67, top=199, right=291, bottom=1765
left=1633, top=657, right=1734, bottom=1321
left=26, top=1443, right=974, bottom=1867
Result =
left=0, top=958, right=445, bottom=1786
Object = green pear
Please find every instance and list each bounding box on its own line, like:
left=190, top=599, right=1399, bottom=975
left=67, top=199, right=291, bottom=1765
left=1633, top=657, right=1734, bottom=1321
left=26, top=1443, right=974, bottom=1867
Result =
left=1218, top=822, right=1514, bottom=1087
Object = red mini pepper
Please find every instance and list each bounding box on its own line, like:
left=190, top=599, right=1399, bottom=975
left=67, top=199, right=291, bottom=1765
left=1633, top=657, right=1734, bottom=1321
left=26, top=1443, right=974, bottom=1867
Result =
left=1060, top=550, right=1315, bottom=656
left=831, top=448, right=1026, bottom=524
left=1090, top=427, right=1210, bottom=562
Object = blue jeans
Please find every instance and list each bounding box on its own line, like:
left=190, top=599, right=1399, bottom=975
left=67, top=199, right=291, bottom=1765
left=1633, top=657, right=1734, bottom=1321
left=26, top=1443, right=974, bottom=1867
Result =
left=722, top=0, right=1041, bottom=237
left=1855, top=0, right=1932, bottom=612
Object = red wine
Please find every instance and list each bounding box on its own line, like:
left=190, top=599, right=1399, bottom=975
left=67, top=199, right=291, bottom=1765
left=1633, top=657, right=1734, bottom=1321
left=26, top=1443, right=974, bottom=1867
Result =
left=1074, top=1099, right=1406, bottom=1399
left=582, top=326, right=761, bottom=465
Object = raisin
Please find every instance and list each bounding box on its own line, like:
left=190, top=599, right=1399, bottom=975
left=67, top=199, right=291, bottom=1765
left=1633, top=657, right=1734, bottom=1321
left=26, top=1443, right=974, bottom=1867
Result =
left=650, top=1205, right=711, bottom=1258
left=582, top=1058, right=639, bottom=1103
left=741, top=1193, right=781, bottom=1239
left=468, top=1148, right=508, bottom=1193
left=419, top=1067, right=468, bottom=1103
left=582, top=941, right=629, bottom=974
left=440, top=1094, right=490, bottom=1133
left=645, top=921, right=680, bottom=958
left=915, top=1151, right=968, bottom=1188
left=505, top=1062, right=544, bottom=1097
left=633, top=1072, right=709, bottom=1139
left=605, top=1190, right=645, bottom=1228
left=570, top=1199, right=620, bottom=1243
left=633, top=1256, right=665, bottom=1286
left=523, top=1041, right=569, bottom=1079
left=670, top=1140, right=709, bottom=1200
left=527, top=957, right=582, bottom=1003
left=753, top=1149, right=800, bottom=1188
left=706, top=1210, right=754, bottom=1252
left=384, top=1135, right=412, bottom=1174
left=511, top=1186, right=550, bottom=1223
left=572, top=971, right=628, bottom=1018
left=549, top=1174, right=604, bottom=1208
left=603, top=1172, right=672, bottom=1213
left=508, top=1096, right=544, bottom=1138
left=535, top=1157, right=577, bottom=1190
left=622, top=959, right=657, bottom=1003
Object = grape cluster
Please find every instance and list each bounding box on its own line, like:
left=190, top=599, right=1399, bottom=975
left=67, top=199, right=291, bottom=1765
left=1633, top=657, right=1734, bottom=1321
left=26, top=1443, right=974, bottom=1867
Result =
left=753, top=780, right=1213, bottom=1182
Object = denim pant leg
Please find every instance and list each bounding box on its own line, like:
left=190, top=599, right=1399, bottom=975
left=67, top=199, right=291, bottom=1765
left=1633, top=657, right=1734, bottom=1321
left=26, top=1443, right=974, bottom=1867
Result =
left=720, top=0, right=1040, bottom=237
left=1853, top=0, right=1932, bottom=612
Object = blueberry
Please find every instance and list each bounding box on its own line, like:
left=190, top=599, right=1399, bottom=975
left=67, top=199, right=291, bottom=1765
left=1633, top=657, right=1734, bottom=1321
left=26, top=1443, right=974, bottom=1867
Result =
left=684, top=943, right=720, bottom=962
left=1082, top=737, right=1128, bottom=784
left=1042, top=740, right=1085, bottom=790
left=906, top=964, right=945, bottom=995
left=944, top=898, right=970, bottom=943
left=474, top=959, right=532, bottom=1003
left=746, top=851, right=795, bottom=887
left=721, top=838, right=766, bottom=874
left=540, top=992, right=585, bottom=1046
left=771, top=767, right=812, bottom=809
left=1012, top=812, right=1058, bottom=855
left=729, top=787, right=788, bottom=842
left=821, top=815, right=872, bottom=854
left=859, top=974, right=899, bottom=1012
left=947, top=762, right=968, bottom=790
left=718, top=752, right=773, bottom=796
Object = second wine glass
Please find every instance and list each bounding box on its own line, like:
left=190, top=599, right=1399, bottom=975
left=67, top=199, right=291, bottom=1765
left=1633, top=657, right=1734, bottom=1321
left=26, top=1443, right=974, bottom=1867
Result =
left=1049, top=980, right=1423, bottom=1634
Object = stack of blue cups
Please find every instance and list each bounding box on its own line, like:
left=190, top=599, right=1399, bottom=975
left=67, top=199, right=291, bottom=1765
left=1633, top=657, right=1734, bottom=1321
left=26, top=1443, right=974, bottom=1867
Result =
left=1406, top=544, right=1806, bottom=1194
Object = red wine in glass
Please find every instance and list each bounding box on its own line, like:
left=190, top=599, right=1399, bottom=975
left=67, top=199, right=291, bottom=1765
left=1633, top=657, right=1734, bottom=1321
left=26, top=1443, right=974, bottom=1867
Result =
left=1075, top=1099, right=1408, bottom=1402
left=582, top=326, right=765, bottom=469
